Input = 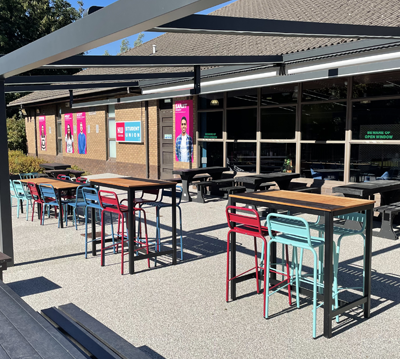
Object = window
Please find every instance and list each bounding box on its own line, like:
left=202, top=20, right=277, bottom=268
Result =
left=198, top=93, right=224, bottom=110
left=302, top=78, right=347, bottom=102
left=353, top=71, right=400, bottom=98
left=260, top=143, right=296, bottom=173
left=227, top=142, right=256, bottom=172
left=108, top=105, right=116, bottom=159
left=261, top=84, right=298, bottom=105
left=57, top=109, right=62, bottom=154
left=301, top=103, right=346, bottom=140
left=261, top=106, right=296, bottom=139
left=199, top=112, right=223, bottom=139
left=227, top=108, right=257, bottom=140
left=227, top=88, right=258, bottom=108
left=352, top=99, right=400, bottom=140
left=199, top=142, right=223, bottom=167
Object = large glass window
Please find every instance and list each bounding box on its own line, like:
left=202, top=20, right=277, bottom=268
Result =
left=261, top=84, right=298, bottom=105
left=351, top=144, right=400, bottom=181
left=302, top=78, right=347, bottom=102
left=353, top=71, right=400, bottom=99
left=227, top=88, right=258, bottom=108
left=260, top=143, right=296, bottom=173
left=261, top=106, right=296, bottom=139
left=352, top=99, right=400, bottom=140
left=198, top=93, right=224, bottom=110
left=199, top=142, right=223, bottom=167
left=199, top=112, right=223, bottom=139
left=108, top=105, right=116, bottom=159
left=301, top=144, right=345, bottom=180
left=227, top=142, right=256, bottom=172
left=301, top=103, right=346, bottom=140
left=227, top=108, right=257, bottom=140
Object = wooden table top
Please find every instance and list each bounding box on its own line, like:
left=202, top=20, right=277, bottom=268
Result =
left=230, top=190, right=375, bottom=212
left=20, top=178, right=80, bottom=189
left=89, top=177, right=177, bottom=188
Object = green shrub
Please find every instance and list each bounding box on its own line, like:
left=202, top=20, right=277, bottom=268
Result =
left=8, top=150, right=45, bottom=175
left=7, top=115, right=27, bottom=153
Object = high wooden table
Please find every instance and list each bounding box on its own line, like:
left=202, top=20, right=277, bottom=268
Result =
left=88, top=177, right=177, bottom=275
left=229, top=190, right=375, bottom=338
left=173, top=166, right=230, bottom=201
left=20, top=178, right=80, bottom=228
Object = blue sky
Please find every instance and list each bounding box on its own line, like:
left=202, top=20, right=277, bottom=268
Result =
left=73, top=0, right=237, bottom=55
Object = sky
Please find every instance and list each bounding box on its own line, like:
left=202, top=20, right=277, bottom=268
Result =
left=73, top=0, right=237, bottom=55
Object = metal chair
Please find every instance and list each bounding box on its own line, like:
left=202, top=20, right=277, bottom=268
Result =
left=145, top=186, right=184, bottom=261
left=19, top=172, right=39, bottom=179
left=265, top=213, right=328, bottom=338
left=9, top=180, right=18, bottom=207
left=75, top=177, right=89, bottom=184
left=26, top=182, right=45, bottom=223
left=67, top=185, right=89, bottom=230
left=57, top=175, right=71, bottom=180
left=38, top=184, right=68, bottom=227
left=12, top=180, right=32, bottom=220
left=82, top=187, right=115, bottom=259
left=226, top=206, right=292, bottom=317
left=99, top=190, right=151, bottom=274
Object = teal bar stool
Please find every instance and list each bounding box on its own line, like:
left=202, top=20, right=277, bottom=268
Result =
left=13, top=180, right=33, bottom=220
left=265, top=213, right=333, bottom=338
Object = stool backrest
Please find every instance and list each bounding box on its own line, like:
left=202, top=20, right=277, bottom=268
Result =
left=267, top=213, right=312, bottom=246
left=160, top=186, right=182, bottom=205
left=20, top=172, right=38, bottom=179
left=226, top=206, right=262, bottom=235
left=75, top=177, right=88, bottom=183
left=39, top=184, right=57, bottom=201
left=13, top=180, right=27, bottom=198
left=139, top=189, right=160, bottom=201
left=336, top=212, right=366, bottom=233
left=57, top=175, right=71, bottom=181
left=98, top=190, right=121, bottom=210
left=27, top=182, right=41, bottom=201
left=82, top=187, right=101, bottom=207
left=9, top=180, right=16, bottom=196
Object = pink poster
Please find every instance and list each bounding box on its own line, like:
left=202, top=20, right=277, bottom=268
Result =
left=64, top=113, right=74, bottom=154
left=77, top=112, right=87, bottom=154
left=39, top=116, right=46, bottom=151
left=175, top=100, right=193, bottom=162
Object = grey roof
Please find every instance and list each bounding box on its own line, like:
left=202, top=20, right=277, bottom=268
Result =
left=10, top=0, right=400, bottom=106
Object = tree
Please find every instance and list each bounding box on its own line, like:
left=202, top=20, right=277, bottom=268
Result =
left=0, top=0, right=82, bottom=115
left=104, top=50, right=110, bottom=56
left=134, top=33, right=144, bottom=47
left=7, top=115, right=27, bottom=153
left=119, top=38, right=131, bottom=54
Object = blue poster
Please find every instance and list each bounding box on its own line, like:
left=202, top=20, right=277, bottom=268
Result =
left=116, top=121, right=141, bottom=142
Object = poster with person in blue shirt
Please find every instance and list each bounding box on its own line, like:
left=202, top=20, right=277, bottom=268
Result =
left=77, top=112, right=87, bottom=154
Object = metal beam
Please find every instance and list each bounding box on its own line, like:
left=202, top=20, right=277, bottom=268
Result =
left=0, top=0, right=228, bottom=78
left=42, top=55, right=283, bottom=68
left=153, top=14, right=400, bottom=39
left=0, top=80, right=14, bottom=263
left=5, top=72, right=194, bottom=85
left=5, top=81, right=140, bottom=93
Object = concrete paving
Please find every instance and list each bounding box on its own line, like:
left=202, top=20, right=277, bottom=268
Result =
left=4, top=178, right=400, bottom=359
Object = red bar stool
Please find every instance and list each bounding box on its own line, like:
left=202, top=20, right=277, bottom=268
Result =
left=226, top=206, right=292, bottom=317
left=99, top=190, right=150, bottom=274
left=27, top=182, right=45, bottom=223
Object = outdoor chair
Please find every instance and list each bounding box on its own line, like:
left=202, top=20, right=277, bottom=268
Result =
left=12, top=180, right=32, bottom=220
left=99, top=190, right=151, bottom=274
left=82, top=187, right=116, bottom=259
left=19, top=172, right=39, bottom=179
left=265, top=213, right=330, bottom=338
left=9, top=180, right=18, bottom=208
left=38, top=184, right=68, bottom=228
left=145, top=186, right=184, bottom=261
left=57, top=174, right=71, bottom=180
left=67, top=185, right=89, bottom=230
left=75, top=177, right=89, bottom=183
left=26, top=182, right=45, bottom=223
left=226, top=206, right=292, bottom=318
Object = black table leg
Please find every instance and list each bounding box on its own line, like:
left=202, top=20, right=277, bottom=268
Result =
left=277, top=180, right=291, bottom=190
left=230, top=200, right=237, bottom=301
left=323, top=212, right=333, bottom=338
left=172, top=185, right=177, bottom=265
left=91, top=206, right=96, bottom=256
left=364, top=208, right=373, bottom=318
left=58, top=188, right=63, bottom=228
left=128, top=188, right=135, bottom=274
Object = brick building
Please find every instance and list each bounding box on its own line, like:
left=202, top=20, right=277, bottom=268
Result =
left=10, top=0, right=400, bottom=183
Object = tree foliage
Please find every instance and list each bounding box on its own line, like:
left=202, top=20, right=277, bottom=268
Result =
left=7, top=115, right=27, bottom=153
left=119, top=38, right=131, bottom=54
left=134, top=33, right=144, bottom=47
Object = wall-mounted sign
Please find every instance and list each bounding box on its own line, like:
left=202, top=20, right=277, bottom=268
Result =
left=116, top=121, right=142, bottom=142
left=175, top=100, right=193, bottom=162
left=64, top=113, right=74, bottom=153
left=77, top=112, right=87, bottom=154
left=39, top=116, right=46, bottom=151
left=360, top=125, right=400, bottom=140
left=164, top=134, right=172, bottom=139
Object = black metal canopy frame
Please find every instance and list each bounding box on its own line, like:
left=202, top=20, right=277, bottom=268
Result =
left=0, top=0, right=397, bottom=268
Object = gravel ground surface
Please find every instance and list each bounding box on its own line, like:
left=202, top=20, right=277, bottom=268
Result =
left=4, top=175, right=400, bottom=359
